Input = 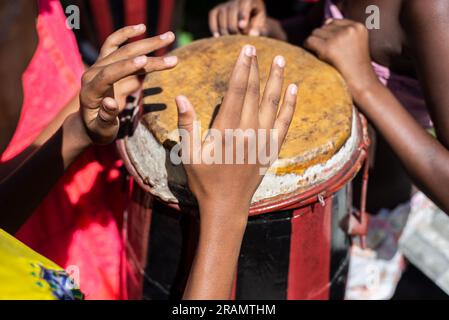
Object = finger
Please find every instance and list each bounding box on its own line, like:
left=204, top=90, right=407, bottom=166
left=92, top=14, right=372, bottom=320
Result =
left=214, top=45, right=255, bottom=129
left=88, top=55, right=178, bottom=99
left=176, top=95, right=199, bottom=162
left=274, top=84, right=298, bottom=148
left=259, top=55, right=285, bottom=129
left=228, top=3, right=240, bottom=34
left=98, top=31, right=175, bottom=66
left=141, top=55, right=178, bottom=73
left=238, top=0, right=254, bottom=30
left=209, top=8, right=220, bottom=37
left=240, top=54, right=260, bottom=129
left=248, top=11, right=266, bottom=36
left=311, top=27, right=333, bottom=40
left=304, top=35, right=327, bottom=56
left=98, top=24, right=147, bottom=60
left=85, top=97, right=121, bottom=145
left=97, top=97, right=120, bottom=124
left=217, top=7, right=229, bottom=35
left=115, top=75, right=142, bottom=107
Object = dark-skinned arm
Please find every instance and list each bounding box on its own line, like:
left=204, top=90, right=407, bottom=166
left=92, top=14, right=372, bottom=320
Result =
left=0, top=26, right=179, bottom=233
left=179, top=46, right=297, bottom=299
left=305, top=18, right=449, bottom=214
left=0, top=113, right=91, bottom=233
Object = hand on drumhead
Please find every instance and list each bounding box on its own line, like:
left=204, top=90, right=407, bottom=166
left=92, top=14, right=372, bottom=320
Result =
left=209, top=0, right=270, bottom=37
left=175, top=44, right=298, bottom=218
left=304, top=19, right=378, bottom=99
left=79, top=25, right=178, bottom=145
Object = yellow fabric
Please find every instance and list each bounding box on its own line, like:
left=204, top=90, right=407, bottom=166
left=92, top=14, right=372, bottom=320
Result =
left=0, top=229, right=63, bottom=300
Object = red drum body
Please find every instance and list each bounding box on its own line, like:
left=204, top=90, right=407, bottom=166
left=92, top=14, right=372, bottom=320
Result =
left=118, top=112, right=369, bottom=300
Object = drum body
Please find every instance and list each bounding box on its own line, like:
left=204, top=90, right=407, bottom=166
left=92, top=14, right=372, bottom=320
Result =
left=118, top=111, right=369, bottom=300
left=117, top=36, right=370, bottom=300
left=130, top=183, right=351, bottom=300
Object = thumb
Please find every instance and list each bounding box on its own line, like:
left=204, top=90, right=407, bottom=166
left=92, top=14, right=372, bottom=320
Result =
left=86, top=97, right=120, bottom=145
left=176, top=95, right=197, bottom=133
left=238, top=0, right=255, bottom=29
left=175, top=95, right=199, bottom=162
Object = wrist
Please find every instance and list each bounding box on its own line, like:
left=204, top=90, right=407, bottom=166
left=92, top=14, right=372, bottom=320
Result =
left=351, top=78, right=385, bottom=106
left=198, top=200, right=249, bottom=232
left=63, top=112, right=93, bottom=151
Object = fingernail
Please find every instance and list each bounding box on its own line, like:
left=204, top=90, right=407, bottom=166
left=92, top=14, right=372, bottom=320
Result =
left=164, top=56, right=178, bottom=66
left=213, top=32, right=220, bottom=38
left=325, top=18, right=333, bottom=25
left=289, top=84, right=298, bottom=95
left=249, top=29, right=260, bottom=37
left=160, top=31, right=174, bottom=40
left=275, top=55, right=285, bottom=68
left=177, top=96, right=187, bottom=113
left=244, top=45, right=255, bottom=57
left=239, top=20, right=247, bottom=28
left=133, top=55, right=148, bottom=66
left=133, top=24, right=146, bottom=31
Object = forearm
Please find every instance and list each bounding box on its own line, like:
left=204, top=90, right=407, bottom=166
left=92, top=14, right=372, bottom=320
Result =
left=183, top=204, right=248, bottom=300
left=0, top=94, right=81, bottom=180
left=354, top=83, right=449, bottom=212
left=0, top=112, right=91, bottom=233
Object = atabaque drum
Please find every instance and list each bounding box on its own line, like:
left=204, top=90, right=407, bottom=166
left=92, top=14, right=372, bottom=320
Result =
left=117, top=35, right=370, bottom=300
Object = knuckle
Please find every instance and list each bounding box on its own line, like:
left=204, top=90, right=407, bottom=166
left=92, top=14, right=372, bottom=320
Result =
left=273, top=67, right=284, bottom=79
left=285, top=99, right=296, bottom=111
left=268, top=93, right=281, bottom=107
left=79, top=88, right=94, bottom=107
left=247, top=83, right=259, bottom=95
left=345, top=24, right=358, bottom=35
left=117, top=43, right=133, bottom=57
left=81, top=72, right=91, bottom=85
left=229, top=84, right=247, bottom=96
left=278, top=117, right=291, bottom=130
left=353, top=22, right=366, bottom=31
left=96, top=68, right=109, bottom=83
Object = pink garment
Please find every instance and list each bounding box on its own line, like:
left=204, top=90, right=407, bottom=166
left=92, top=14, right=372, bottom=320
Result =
left=1, top=0, right=126, bottom=299
left=324, top=0, right=432, bottom=128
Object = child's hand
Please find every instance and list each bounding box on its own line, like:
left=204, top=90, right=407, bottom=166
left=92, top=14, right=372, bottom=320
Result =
left=79, top=25, right=178, bottom=145
left=209, top=0, right=272, bottom=37
left=305, top=19, right=379, bottom=98
left=175, top=45, right=298, bottom=222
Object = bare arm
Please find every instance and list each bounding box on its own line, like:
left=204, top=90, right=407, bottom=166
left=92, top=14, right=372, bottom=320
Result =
left=179, top=46, right=297, bottom=299
left=305, top=18, right=449, bottom=213
left=0, top=113, right=90, bottom=233
left=0, top=26, right=179, bottom=233
left=402, top=0, right=449, bottom=149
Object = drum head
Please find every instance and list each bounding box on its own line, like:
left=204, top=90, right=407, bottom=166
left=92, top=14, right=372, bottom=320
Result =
left=124, top=36, right=356, bottom=205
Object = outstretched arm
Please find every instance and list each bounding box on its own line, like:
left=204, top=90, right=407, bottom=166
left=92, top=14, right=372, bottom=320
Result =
left=305, top=19, right=449, bottom=213
left=179, top=45, right=297, bottom=299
